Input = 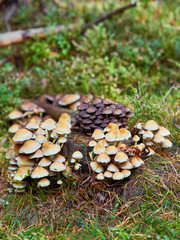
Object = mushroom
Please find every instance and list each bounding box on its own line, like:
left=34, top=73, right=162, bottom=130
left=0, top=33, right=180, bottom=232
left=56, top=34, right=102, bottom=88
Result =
left=37, top=178, right=50, bottom=187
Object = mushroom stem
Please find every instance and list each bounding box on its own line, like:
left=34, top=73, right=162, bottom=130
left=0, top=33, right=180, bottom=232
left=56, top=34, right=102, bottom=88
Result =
left=45, top=129, right=49, bottom=140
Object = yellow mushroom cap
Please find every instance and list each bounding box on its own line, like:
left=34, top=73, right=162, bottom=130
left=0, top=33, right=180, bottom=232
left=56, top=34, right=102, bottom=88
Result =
left=144, top=120, right=159, bottom=131
left=105, top=146, right=118, bottom=155
left=162, top=139, right=172, bottom=148
left=121, top=169, right=131, bottom=178
left=29, top=149, right=43, bottom=159
left=93, top=143, right=105, bottom=155
left=96, top=153, right=110, bottom=163
left=112, top=172, right=124, bottom=180
left=103, top=123, right=119, bottom=132
left=38, top=157, right=52, bottom=167
left=96, top=173, right=105, bottom=180
left=143, top=130, right=154, bottom=140
left=56, top=123, right=71, bottom=134
left=42, top=141, right=60, bottom=156
left=26, top=119, right=40, bottom=130
left=119, top=128, right=131, bottom=140
left=74, top=163, right=82, bottom=170
left=50, top=162, right=66, bottom=172
left=107, top=163, right=119, bottom=172
left=90, top=162, right=104, bottom=173
left=9, top=110, right=23, bottom=120
left=153, top=134, right=165, bottom=144
left=16, top=155, right=35, bottom=167
left=120, top=161, right=133, bottom=170
left=88, top=140, right=97, bottom=147
left=13, top=129, right=33, bottom=142
left=31, top=166, right=49, bottom=179
left=58, top=94, right=80, bottom=106
left=104, top=171, right=113, bottom=178
left=130, top=156, right=144, bottom=168
left=13, top=166, right=33, bottom=181
left=41, top=119, right=56, bottom=131
left=19, top=140, right=41, bottom=154
left=35, top=134, right=47, bottom=144
left=8, top=124, right=21, bottom=134
left=37, top=178, right=50, bottom=187
left=98, top=139, right=109, bottom=147
left=156, top=126, right=170, bottom=137
left=92, top=129, right=105, bottom=140
left=114, top=152, right=128, bottom=163
left=59, top=113, right=71, bottom=122
left=72, top=151, right=83, bottom=159
left=53, top=154, right=66, bottom=163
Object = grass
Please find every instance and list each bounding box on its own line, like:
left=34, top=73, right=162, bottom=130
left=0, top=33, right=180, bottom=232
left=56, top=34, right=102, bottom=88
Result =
left=0, top=0, right=179, bottom=239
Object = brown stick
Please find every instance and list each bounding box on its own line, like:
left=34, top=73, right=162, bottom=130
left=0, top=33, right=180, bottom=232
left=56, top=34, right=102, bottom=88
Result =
left=81, top=1, right=137, bottom=34
left=0, top=25, right=65, bottom=47
left=32, top=101, right=75, bottom=120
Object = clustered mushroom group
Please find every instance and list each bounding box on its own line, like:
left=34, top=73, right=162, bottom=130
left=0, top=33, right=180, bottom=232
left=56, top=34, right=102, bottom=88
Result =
left=6, top=94, right=173, bottom=192
left=89, top=123, right=145, bottom=181
left=74, top=97, right=134, bottom=135
left=6, top=113, right=83, bottom=192
left=134, top=120, right=173, bottom=150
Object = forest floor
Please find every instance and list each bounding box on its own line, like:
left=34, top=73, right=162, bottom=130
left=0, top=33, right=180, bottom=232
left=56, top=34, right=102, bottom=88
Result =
left=0, top=0, right=179, bottom=239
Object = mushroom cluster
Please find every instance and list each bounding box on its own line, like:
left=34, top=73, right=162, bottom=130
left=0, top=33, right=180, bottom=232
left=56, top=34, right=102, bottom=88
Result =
left=6, top=113, right=73, bottom=192
left=74, top=97, right=134, bottom=135
left=134, top=120, right=173, bottom=149
left=89, top=123, right=145, bottom=181
left=8, top=101, right=46, bottom=134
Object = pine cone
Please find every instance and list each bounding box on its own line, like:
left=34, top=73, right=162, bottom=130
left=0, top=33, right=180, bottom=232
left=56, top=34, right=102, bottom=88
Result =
left=74, top=97, right=134, bottom=135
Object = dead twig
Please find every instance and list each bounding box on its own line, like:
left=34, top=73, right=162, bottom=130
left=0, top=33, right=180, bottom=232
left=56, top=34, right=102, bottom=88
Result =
left=81, top=1, right=137, bottom=34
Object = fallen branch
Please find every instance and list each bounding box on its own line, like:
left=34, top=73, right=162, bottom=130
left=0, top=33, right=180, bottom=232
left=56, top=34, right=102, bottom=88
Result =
left=81, top=1, right=137, bottom=34
left=0, top=25, right=65, bottom=47
left=0, top=2, right=137, bottom=47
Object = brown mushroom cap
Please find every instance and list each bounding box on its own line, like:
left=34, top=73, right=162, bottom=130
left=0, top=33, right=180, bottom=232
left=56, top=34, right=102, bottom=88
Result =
left=133, top=135, right=140, bottom=142
left=59, top=113, right=71, bottom=122
left=9, top=110, right=23, bottom=120
left=13, top=129, right=33, bottom=142
left=21, top=102, right=37, bottom=112
left=58, top=94, right=80, bottom=106
left=19, top=140, right=41, bottom=154
left=42, top=141, right=60, bottom=156
left=31, top=166, right=49, bottom=179
left=144, top=120, right=159, bottom=131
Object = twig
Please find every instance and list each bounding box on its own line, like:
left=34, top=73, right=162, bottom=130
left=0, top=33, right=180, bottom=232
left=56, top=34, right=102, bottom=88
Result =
left=0, top=25, right=65, bottom=47
left=81, top=1, right=137, bottom=34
